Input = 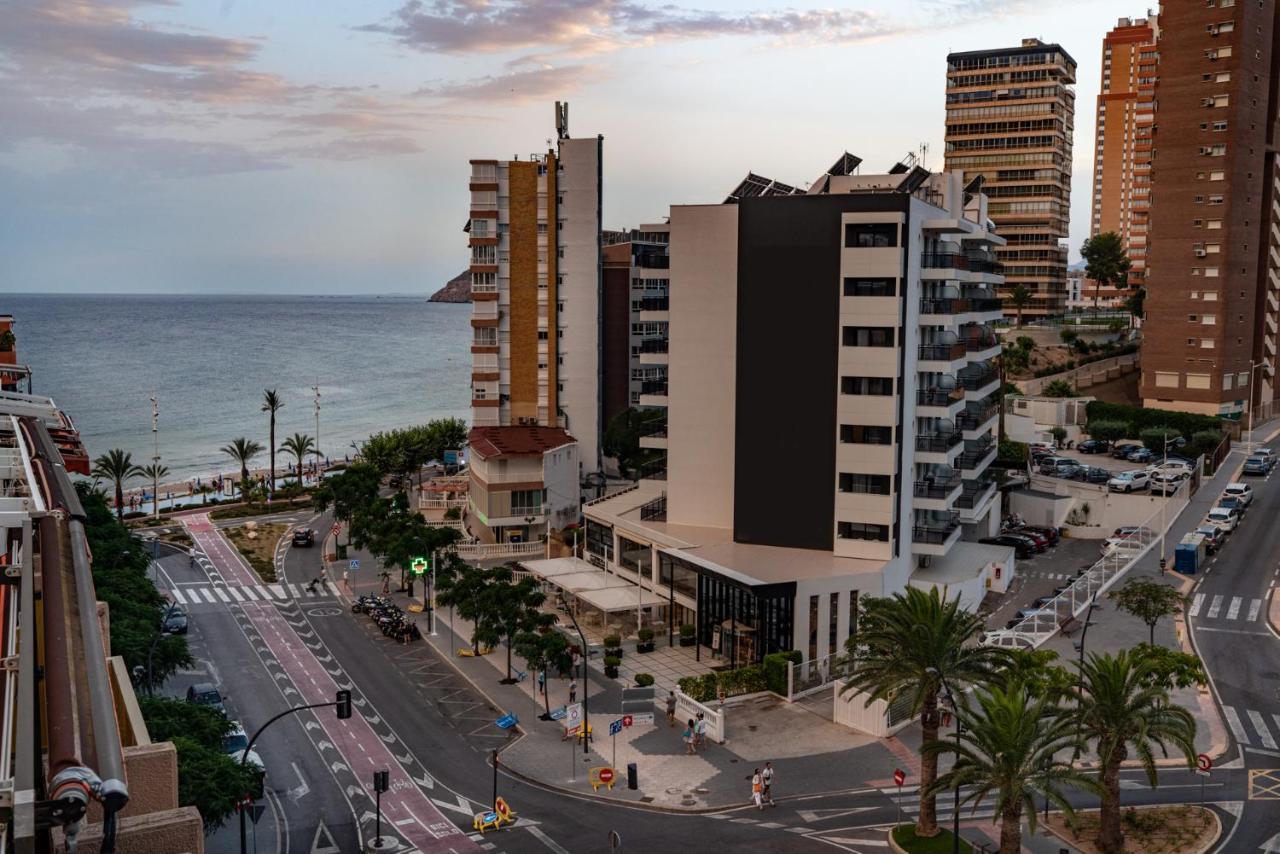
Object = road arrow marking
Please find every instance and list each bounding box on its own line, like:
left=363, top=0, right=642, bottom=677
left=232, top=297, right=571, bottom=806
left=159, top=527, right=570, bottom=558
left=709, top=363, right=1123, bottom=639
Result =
left=346, top=785, right=364, bottom=800
left=352, top=697, right=367, bottom=708
left=1261, top=830, right=1280, bottom=852
left=396, top=751, right=413, bottom=764
left=309, top=823, right=341, bottom=854
left=797, top=807, right=878, bottom=823
left=366, top=715, right=381, bottom=725
left=304, top=721, right=320, bottom=732
left=316, top=740, right=334, bottom=751
left=330, top=761, right=348, bottom=774
left=380, top=732, right=397, bottom=744
left=288, top=762, right=311, bottom=803
left=282, top=687, right=299, bottom=697
left=412, top=771, right=435, bottom=789
left=431, top=794, right=472, bottom=816
left=820, top=837, right=889, bottom=848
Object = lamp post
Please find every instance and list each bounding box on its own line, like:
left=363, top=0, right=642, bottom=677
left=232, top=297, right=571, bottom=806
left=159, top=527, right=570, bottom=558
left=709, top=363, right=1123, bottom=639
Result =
left=559, top=592, right=590, bottom=757
left=146, top=604, right=179, bottom=695
left=1072, top=595, right=1100, bottom=761
left=927, top=667, right=962, bottom=854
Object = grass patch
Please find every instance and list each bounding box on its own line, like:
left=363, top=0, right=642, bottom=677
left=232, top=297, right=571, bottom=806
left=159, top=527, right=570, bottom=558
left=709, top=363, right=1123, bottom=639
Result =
left=209, top=497, right=313, bottom=522
left=223, top=523, right=288, bottom=583
left=157, top=529, right=194, bottom=549
left=892, top=824, right=972, bottom=854
left=1043, top=805, right=1217, bottom=853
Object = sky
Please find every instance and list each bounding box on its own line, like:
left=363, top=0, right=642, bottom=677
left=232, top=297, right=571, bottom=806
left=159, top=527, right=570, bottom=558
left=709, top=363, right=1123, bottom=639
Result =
left=2, top=0, right=1136, bottom=295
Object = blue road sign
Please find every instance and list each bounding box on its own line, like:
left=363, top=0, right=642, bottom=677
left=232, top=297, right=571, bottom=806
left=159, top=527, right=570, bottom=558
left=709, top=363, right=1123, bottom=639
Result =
left=609, top=719, right=623, bottom=736
left=548, top=706, right=567, bottom=721
left=495, top=713, right=518, bottom=730
left=349, top=559, right=360, bottom=571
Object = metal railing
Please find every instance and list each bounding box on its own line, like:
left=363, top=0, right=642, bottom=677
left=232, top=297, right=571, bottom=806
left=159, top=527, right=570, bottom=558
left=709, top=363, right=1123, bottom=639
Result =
left=912, top=521, right=960, bottom=544
left=915, top=432, right=962, bottom=452
left=919, top=342, right=966, bottom=361
left=965, top=334, right=1000, bottom=352
left=913, top=477, right=962, bottom=498
left=454, top=541, right=545, bottom=559
left=918, top=387, right=961, bottom=407
left=639, top=297, right=670, bottom=312
left=956, top=478, right=996, bottom=509
left=639, top=338, right=669, bottom=354
left=789, top=652, right=854, bottom=700
left=920, top=298, right=972, bottom=315
left=640, top=380, right=668, bottom=396
left=639, top=493, right=667, bottom=522
left=921, top=252, right=969, bottom=270
left=957, top=405, right=998, bottom=430
left=960, top=368, right=999, bottom=390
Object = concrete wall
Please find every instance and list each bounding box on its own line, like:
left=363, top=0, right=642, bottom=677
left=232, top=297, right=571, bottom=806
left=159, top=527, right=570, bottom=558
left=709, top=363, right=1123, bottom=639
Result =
left=558, top=136, right=602, bottom=472
left=543, top=442, right=582, bottom=530
left=1014, top=352, right=1139, bottom=396
left=832, top=680, right=912, bottom=738
left=60, top=807, right=204, bottom=854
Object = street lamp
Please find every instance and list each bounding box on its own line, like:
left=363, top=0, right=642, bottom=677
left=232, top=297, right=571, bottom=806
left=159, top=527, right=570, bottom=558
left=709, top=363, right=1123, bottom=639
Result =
left=927, top=666, right=962, bottom=854
left=1247, top=360, right=1269, bottom=454
left=558, top=592, right=591, bottom=757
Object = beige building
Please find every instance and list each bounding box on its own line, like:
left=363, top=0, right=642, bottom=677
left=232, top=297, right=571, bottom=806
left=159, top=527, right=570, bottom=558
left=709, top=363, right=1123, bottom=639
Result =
left=467, top=426, right=580, bottom=542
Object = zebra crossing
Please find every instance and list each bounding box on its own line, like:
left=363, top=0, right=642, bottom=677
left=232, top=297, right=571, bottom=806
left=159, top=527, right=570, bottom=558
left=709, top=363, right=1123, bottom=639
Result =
left=1188, top=593, right=1267, bottom=623
left=1221, top=703, right=1280, bottom=751
left=169, top=581, right=340, bottom=607
left=882, top=785, right=995, bottom=823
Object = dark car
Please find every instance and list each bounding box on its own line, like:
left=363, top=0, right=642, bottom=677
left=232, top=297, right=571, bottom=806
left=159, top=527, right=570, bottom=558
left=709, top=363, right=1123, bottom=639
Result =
left=162, top=609, right=188, bottom=635
left=291, top=528, right=315, bottom=547
left=1126, top=447, right=1156, bottom=463
left=186, top=682, right=226, bottom=716
left=1217, top=495, right=1248, bottom=515
left=1073, top=465, right=1110, bottom=484
left=980, top=535, right=1035, bottom=559
left=1008, top=528, right=1050, bottom=551
left=1077, top=439, right=1110, bottom=454
left=1195, top=525, right=1227, bottom=553
left=1018, top=525, right=1061, bottom=545
left=1112, top=442, right=1142, bottom=459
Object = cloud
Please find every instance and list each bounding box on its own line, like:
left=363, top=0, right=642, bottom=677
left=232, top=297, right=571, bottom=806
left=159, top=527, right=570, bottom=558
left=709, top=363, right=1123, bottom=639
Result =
left=415, top=65, right=604, bottom=105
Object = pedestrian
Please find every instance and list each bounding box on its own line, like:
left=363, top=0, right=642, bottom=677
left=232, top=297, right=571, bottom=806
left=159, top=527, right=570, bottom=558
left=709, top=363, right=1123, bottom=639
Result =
left=572, top=650, right=583, bottom=679
left=751, top=769, right=763, bottom=810
left=666, top=690, right=677, bottom=727
left=762, top=762, right=776, bottom=806
left=695, top=713, right=707, bottom=750
left=537, top=669, right=546, bottom=696
left=569, top=681, right=577, bottom=705
left=682, top=719, right=695, bottom=755
left=342, top=570, right=350, bottom=592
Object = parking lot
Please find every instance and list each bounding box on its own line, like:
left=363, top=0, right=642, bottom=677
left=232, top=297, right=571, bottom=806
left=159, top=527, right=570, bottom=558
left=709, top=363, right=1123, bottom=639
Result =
left=982, top=537, right=1112, bottom=631
left=1037, top=443, right=1171, bottom=477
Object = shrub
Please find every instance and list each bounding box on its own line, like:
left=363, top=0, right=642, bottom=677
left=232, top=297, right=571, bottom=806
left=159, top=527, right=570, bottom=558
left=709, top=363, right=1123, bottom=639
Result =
left=1050, top=427, right=1067, bottom=445
left=1042, top=379, right=1077, bottom=398
left=998, top=439, right=1028, bottom=465
left=763, top=650, right=803, bottom=695
left=1086, top=420, right=1130, bottom=443
left=634, top=673, right=655, bottom=687
left=1065, top=360, right=1076, bottom=370
left=603, top=634, right=621, bottom=648
left=679, top=623, right=695, bottom=638
left=1015, top=336, right=1035, bottom=351
left=604, top=655, right=621, bottom=668
left=637, top=628, right=654, bottom=642
left=1140, top=426, right=1183, bottom=452
left=443, top=506, right=461, bottom=520
left=1060, top=328, right=1078, bottom=343
left=1086, top=400, right=1222, bottom=440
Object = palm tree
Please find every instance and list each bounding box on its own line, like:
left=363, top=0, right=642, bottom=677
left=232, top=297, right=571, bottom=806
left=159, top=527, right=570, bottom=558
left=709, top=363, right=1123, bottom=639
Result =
left=923, top=683, right=1098, bottom=854
left=220, top=437, right=263, bottom=500
left=261, top=389, right=284, bottom=496
left=1077, top=650, right=1198, bottom=853
left=840, top=587, right=1009, bottom=837
left=136, top=463, right=170, bottom=519
left=280, top=433, right=316, bottom=486
left=1009, top=284, right=1031, bottom=328
left=91, top=449, right=142, bottom=520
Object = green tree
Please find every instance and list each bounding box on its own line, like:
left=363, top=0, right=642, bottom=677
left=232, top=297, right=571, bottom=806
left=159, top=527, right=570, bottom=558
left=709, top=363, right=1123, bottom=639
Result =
left=1131, top=644, right=1207, bottom=691
left=280, top=433, right=316, bottom=486
left=1042, top=379, right=1077, bottom=398
left=513, top=629, right=572, bottom=718
left=1049, top=426, right=1067, bottom=447
left=1110, top=578, right=1186, bottom=645
left=489, top=572, right=555, bottom=683
left=220, top=437, right=263, bottom=499
left=1060, top=328, right=1079, bottom=344
left=136, top=462, right=169, bottom=519
left=262, top=389, right=284, bottom=495
left=1086, top=420, right=1130, bottom=444
left=1009, top=284, right=1032, bottom=328
left=1125, top=287, right=1145, bottom=324
left=1081, top=231, right=1132, bottom=310
left=923, top=683, right=1097, bottom=854
left=1076, top=649, right=1198, bottom=853
left=1140, top=426, right=1181, bottom=454
left=840, top=588, right=1010, bottom=837
left=603, top=407, right=667, bottom=477
left=312, top=462, right=381, bottom=544
left=436, top=563, right=503, bottom=655
left=91, top=449, right=142, bottom=520
left=996, top=649, right=1076, bottom=702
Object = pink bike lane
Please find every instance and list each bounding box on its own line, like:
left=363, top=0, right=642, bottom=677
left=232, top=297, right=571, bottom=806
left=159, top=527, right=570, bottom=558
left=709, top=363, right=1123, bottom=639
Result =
left=185, top=514, right=479, bottom=853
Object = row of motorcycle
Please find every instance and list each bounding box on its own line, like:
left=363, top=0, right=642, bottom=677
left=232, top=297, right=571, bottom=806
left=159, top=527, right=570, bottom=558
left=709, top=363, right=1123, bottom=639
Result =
left=351, top=595, right=422, bottom=642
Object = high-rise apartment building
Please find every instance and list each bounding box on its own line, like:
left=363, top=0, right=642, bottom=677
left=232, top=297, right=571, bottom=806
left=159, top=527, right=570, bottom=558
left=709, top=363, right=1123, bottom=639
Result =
left=1140, top=0, right=1280, bottom=415
left=945, top=39, right=1077, bottom=318
left=566, top=157, right=1011, bottom=671
left=1090, top=17, right=1159, bottom=301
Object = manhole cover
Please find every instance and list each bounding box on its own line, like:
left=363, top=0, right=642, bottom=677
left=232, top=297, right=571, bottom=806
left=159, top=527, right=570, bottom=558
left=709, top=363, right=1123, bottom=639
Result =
left=666, top=787, right=683, bottom=795
left=639, top=796, right=654, bottom=803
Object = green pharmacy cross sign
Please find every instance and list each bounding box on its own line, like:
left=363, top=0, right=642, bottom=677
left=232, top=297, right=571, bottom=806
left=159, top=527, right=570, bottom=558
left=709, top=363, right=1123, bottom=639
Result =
left=411, top=556, right=430, bottom=576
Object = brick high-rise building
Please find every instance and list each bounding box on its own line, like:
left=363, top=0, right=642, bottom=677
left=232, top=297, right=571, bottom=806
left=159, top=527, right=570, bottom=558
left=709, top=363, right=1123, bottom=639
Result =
left=1140, top=0, right=1280, bottom=415
left=945, top=39, right=1077, bottom=319
left=1090, top=17, right=1159, bottom=303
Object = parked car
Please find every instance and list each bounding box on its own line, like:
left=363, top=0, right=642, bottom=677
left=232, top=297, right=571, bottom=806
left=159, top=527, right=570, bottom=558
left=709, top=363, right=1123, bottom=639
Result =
left=1205, top=506, right=1241, bottom=533
left=1039, top=456, right=1080, bottom=476
left=1243, top=456, right=1270, bottom=476
left=1077, top=438, right=1111, bottom=454
left=1112, top=442, right=1143, bottom=459
left=1125, top=447, right=1157, bottom=464
left=229, top=748, right=266, bottom=775
left=1247, top=452, right=1276, bottom=474
left=1101, top=537, right=1148, bottom=558
left=980, top=535, right=1036, bottom=559
left=161, top=608, right=188, bottom=635
left=186, top=683, right=227, bottom=716
left=1217, top=495, right=1248, bottom=515
left=1017, top=525, right=1061, bottom=545
left=1113, top=526, right=1157, bottom=543
left=222, top=722, right=249, bottom=754
left=1150, top=471, right=1187, bottom=495
left=1153, top=459, right=1194, bottom=475
left=291, top=528, right=315, bottom=547
left=1108, top=470, right=1151, bottom=493
left=1009, top=528, right=1050, bottom=551
left=1195, top=525, right=1227, bottom=553
left=1222, top=482, right=1254, bottom=507
left=1252, top=447, right=1275, bottom=463
left=1076, top=465, right=1111, bottom=484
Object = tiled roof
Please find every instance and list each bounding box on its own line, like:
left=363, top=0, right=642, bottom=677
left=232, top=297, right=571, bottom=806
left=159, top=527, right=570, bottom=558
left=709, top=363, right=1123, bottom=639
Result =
left=468, top=426, right=576, bottom=459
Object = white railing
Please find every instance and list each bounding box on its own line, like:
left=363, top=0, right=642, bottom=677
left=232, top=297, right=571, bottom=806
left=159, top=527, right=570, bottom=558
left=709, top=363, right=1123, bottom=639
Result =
left=674, top=691, right=725, bottom=743
left=419, top=496, right=468, bottom=510
left=454, top=541, right=544, bottom=559
left=424, top=519, right=465, bottom=531
left=788, top=651, right=854, bottom=700
left=983, top=479, right=1191, bottom=649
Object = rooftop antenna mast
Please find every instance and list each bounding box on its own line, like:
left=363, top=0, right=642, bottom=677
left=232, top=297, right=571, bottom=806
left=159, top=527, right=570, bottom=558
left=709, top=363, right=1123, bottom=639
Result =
left=918, top=142, right=930, bottom=171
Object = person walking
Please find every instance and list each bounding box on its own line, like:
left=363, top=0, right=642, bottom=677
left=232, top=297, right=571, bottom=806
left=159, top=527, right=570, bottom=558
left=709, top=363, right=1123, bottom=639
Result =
left=682, top=720, right=696, bottom=755
left=751, top=769, right=763, bottom=810
left=569, top=681, right=577, bottom=706
left=762, top=762, right=776, bottom=806
left=666, top=691, right=677, bottom=727
left=694, top=713, right=707, bottom=750
left=341, top=569, right=350, bottom=592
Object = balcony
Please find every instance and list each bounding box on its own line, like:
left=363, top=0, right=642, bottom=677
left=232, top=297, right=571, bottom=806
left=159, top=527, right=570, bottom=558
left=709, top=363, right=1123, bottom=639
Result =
left=959, top=366, right=999, bottom=391
left=920, top=297, right=973, bottom=316
left=636, top=254, right=670, bottom=270
left=958, top=439, right=997, bottom=472
left=640, top=296, right=670, bottom=312
left=921, top=252, right=969, bottom=270
left=919, top=342, right=967, bottom=362
left=912, top=515, right=961, bottom=550
left=956, top=477, right=997, bottom=512
left=915, top=431, right=962, bottom=453
left=913, top=475, right=962, bottom=499
left=641, top=380, right=668, bottom=396
left=640, top=338, right=669, bottom=354
left=957, top=403, right=998, bottom=433
left=963, top=329, right=1000, bottom=354
left=917, top=386, right=963, bottom=409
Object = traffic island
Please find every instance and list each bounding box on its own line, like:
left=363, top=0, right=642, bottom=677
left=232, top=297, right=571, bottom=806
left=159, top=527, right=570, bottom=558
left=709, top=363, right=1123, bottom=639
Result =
left=888, top=824, right=972, bottom=853
left=1041, top=804, right=1219, bottom=853
left=224, top=522, right=288, bottom=582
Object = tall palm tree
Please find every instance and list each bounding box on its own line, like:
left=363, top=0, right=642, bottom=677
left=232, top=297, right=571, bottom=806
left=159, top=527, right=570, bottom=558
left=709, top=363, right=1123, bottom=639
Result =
left=136, top=463, right=170, bottom=520
left=1077, top=650, right=1198, bottom=853
left=280, top=433, right=316, bottom=486
left=923, top=683, right=1098, bottom=854
left=220, top=437, right=263, bottom=500
left=92, top=449, right=142, bottom=521
left=261, top=389, right=284, bottom=495
left=840, top=587, right=1010, bottom=837
left=1009, top=284, right=1031, bottom=329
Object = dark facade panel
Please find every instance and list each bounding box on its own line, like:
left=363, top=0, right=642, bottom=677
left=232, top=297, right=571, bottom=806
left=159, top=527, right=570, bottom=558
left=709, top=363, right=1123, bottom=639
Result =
left=601, top=259, right=632, bottom=427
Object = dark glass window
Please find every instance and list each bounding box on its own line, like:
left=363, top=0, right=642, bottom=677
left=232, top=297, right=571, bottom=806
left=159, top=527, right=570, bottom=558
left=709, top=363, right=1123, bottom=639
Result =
left=829, top=592, right=839, bottom=656
left=842, top=326, right=895, bottom=347
left=838, top=521, right=891, bottom=542
left=840, top=425, right=894, bottom=445
left=843, top=278, right=896, bottom=297
left=808, top=595, right=819, bottom=661
left=585, top=520, right=613, bottom=562
left=844, top=223, right=899, bottom=248
left=617, top=535, right=651, bottom=580
left=841, top=376, right=896, bottom=396
left=838, top=473, right=892, bottom=495
left=659, top=553, right=698, bottom=599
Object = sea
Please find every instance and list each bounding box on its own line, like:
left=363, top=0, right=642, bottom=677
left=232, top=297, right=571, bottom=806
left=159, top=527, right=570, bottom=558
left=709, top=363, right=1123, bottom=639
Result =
left=6, top=294, right=471, bottom=483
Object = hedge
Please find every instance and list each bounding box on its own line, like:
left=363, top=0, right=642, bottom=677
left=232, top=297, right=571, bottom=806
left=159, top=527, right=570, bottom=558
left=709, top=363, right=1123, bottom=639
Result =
left=677, top=664, right=769, bottom=702
left=1084, top=401, right=1223, bottom=440
left=763, top=650, right=803, bottom=695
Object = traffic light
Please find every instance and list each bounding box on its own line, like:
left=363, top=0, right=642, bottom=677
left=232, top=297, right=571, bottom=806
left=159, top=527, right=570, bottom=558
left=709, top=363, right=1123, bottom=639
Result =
left=410, top=556, right=430, bottom=575
left=335, top=689, right=352, bottom=719
left=373, top=770, right=389, bottom=793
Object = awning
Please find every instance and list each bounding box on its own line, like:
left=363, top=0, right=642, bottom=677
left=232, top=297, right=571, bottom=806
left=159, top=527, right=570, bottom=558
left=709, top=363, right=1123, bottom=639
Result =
left=572, top=585, right=668, bottom=614
left=520, top=557, right=668, bottom=613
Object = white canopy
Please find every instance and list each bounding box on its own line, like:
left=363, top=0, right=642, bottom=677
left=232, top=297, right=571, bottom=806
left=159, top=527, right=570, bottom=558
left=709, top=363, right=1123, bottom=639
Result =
left=520, top=556, right=666, bottom=613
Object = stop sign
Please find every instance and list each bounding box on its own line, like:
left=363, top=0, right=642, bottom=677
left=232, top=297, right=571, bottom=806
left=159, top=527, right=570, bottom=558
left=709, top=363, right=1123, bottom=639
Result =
left=893, top=769, right=906, bottom=787
left=599, top=767, right=615, bottom=783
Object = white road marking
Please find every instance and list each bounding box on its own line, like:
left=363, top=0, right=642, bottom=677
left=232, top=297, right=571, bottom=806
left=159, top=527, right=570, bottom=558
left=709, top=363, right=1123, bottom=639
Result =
left=227, top=587, right=244, bottom=602
left=201, top=588, right=216, bottom=603
left=1189, top=593, right=1204, bottom=617
left=1227, top=596, right=1243, bottom=620
left=1223, top=705, right=1250, bottom=746
left=288, top=583, right=302, bottom=598
left=1249, top=709, right=1278, bottom=750
left=1208, top=595, right=1224, bottom=618
left=1248, top=598, right=1262, bottom=622
left=170, top=588, right=187, bottom=605
left=242, top=586, right=259, bottom=601
left=327, top=581, right=341, bottom=597
left=215, top=587, right=231, bottom=603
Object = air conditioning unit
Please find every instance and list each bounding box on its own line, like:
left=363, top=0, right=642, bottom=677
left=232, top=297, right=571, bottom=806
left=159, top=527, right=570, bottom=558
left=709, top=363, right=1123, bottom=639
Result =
left=1195, top=249, right=1208, bottom=257
left=1202, top=98, right=1216, bottom=106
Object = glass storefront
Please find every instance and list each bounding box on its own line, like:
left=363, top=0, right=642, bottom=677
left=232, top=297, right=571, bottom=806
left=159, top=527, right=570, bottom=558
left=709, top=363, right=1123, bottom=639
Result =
left=585, top=520, right=613, bottom=563
left=617, top=535, right=651, bottom=581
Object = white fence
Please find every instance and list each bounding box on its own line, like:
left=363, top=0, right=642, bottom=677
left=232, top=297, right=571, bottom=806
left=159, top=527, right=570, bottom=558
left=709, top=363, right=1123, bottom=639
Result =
left=788, top=651, right=853, bottom=700
left=424, top=519, right=465, bottom=531
left=454, top=540, right=545, bottom=560
left=419, top=496, right=468, bottom=510
left=673, top=691, right=725, bottom=743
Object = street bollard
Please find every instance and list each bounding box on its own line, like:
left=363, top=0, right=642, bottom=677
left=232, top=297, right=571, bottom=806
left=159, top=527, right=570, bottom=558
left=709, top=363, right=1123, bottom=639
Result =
left=626, top=762, right=638, bottom=790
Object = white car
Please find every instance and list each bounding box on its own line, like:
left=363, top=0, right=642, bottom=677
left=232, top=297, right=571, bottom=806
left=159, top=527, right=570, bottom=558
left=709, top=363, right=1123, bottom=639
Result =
left=1101, top=537, right=1148, bottom=557
left=1152, top=459, right=1194, bottom=475
left=1222, top=482, right=1254, bottom=507
left=1150, top=471, right=1187, bottom=495
left=1108, top=470, right=1150, bottom=493
left=1205, top=506, right=1240, bottom=533
left=229, top=748, right=266, bottom=774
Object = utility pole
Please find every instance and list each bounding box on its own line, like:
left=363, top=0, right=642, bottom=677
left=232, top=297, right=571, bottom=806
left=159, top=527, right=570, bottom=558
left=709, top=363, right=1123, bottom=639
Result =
left=150, top=392, right=161, bottom=518
left=313, top=381, right=322, bottom=480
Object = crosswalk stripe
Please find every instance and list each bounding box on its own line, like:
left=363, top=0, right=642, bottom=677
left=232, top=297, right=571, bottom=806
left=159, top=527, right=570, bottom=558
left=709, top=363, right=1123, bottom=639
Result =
left=1208, top=595, right=1224, bottom=618
left=1248, top=598, right=1262, bottom=622
left=241, top=586, right=259, bottom=601
left=287, top=584, right=301, bottom=598
left=327, top=581, right=342, bottom=597
left=1249, top=710, right=1278, bottom=750
left=1227, top=596, right=1243, bottom=620
left=1224, top=705, right=1250, bottom=746
left=214, top=588, right=230, bottom=603
left=170, top=588, right=187, bottom=605
left=200, top=588, right=216, bottom=603
left=269, top=584, right=286, bottom=599
left=227, top=587, right=244, bottom=602
left=1189, top=593, right=1204, bottom=617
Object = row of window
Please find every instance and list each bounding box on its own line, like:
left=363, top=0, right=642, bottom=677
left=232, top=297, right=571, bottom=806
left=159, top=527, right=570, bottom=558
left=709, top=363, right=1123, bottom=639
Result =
left=841, top=376, right=898, bottom=396
left=840, top=424, right=895, bottom=445
left=845, top=223, right=899, bottom=248
left=842, top=326, right=895, bottom=347
left=838, top=473, right=892, bottom=495
left=837, top=521, right=891, bottom=542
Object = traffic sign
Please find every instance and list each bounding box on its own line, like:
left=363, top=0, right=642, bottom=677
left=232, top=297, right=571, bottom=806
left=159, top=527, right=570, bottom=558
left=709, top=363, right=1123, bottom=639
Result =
left=1197, top=753, right=1212, bottom=772
left=349, top=559, right=360, bottom=571
left=629, top=712, right=654, bottom=726
left=331, top=523, right=341, bottom=535
left=565, top=702, right=583, bottom=735
left=609, top=719, right=623, bottom=736
left=622, top=715, right=633, bottom=728
left=411, top=556, right=429, bottom=575
left=598, top=767, right=615, bottom=784
left=893, top=768, right=906, bottom=787
left=249, top=802, right=266, bottom=825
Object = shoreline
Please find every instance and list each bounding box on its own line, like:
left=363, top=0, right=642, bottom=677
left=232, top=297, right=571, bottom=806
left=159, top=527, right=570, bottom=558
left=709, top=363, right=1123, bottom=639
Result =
left=107, top=459, right=347, bottom=512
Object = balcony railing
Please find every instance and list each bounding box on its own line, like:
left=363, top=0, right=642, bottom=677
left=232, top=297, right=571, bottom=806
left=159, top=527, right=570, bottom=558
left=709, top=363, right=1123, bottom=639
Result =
left=917, top=387, right=961, bottom=407
left=639, top=493, right=667, bottom=521
left=641, top=380, right=668, bottom=396
left=640, top=296, right=670, bottom=311
left=970, top=297, right=1003, bottom=312
left=915, top=432, right=962, bottom=453
left=919, top=342, right=966, bottom=361
left=920, top=298, right=972, bottom=315
left=913, top=476, right=962, bottom=498
left=957, top=405, right=998, bottom=431
left=958, top=445, right=997, bottom=471
left=921, top=252, right=968, bottom=270
left=638, top=420, right=668, bottom=438
left=964, top=334, right=1000, bottom=352
left=966, top=256, right=1005, bottom=274
left=637, top=254, right=670, bottom=269
left=956, top=478, right=996, bottom=509
left=959, top=368, right=999, bottom=390
left=913, top=520, right=960, bottom=544
left=640, top=338, right=669, bottom=354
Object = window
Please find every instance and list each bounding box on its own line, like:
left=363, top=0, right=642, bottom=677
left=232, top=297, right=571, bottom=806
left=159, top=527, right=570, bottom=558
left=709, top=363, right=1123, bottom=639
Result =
left=828, top=592, right=839, bottom=655
left=658, top=554, right=697, bottom=599
left=840, top=424, right=894, bottom=445
left=1224, top=373, right=1235, bottom=389
left=1213, top=121, right=1228, bottom=132
left=1186, top=374, right=1212, bottom=389
left=842, top=326, right=895, bottom=347
left=838, top=521, right=890, bottom=542
left=848, top=590, right=859, bottom=642
left=844, top=223, right=898, bottom=248
left=808, top=595, right=819, bottom=661
left=841, top=376, right=896, bottom=395
left=538, top=330, right=549, bottom=340
left=838, top=473, right=892, bottom=495
left=1155, top=372, right=1179, bottom=387
left=510, top=489, right=543, bottom=515
left=1209, top=195, right=1225, bottom=205
left=1207, top=219, right=1223, bottom=229
left=1189, top=315, right=1199, bottom=322
left=1202, top=339, right=1216, bottom=349
left=843, top=278, right=896, bottom=297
